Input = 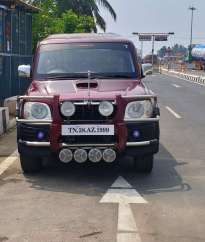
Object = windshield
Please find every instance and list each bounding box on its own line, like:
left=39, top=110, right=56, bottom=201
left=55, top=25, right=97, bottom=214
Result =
left=35, top=43, right=137, bottom=79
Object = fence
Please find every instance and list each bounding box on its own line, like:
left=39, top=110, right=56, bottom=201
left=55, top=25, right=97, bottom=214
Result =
left=0, top=5, right=33, bottom=102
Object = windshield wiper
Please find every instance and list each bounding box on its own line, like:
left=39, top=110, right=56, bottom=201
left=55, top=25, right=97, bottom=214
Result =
left=42, top=73, right=135, bottom=80
left=44, top=74, right=89, bottom=80
left=90, top=73, right=135, bottom=79
left=46, top=76, right=75, bottom=80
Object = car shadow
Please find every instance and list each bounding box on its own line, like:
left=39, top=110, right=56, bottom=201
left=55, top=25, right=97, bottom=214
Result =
left=24, top=143, right=191, bottom=197
left=124, top=144, right=191, bottom=195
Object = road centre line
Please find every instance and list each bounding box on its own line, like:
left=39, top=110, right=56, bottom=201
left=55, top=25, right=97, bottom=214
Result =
left=172, top=84, right=181, bottom=88
left=0, top=150, right=18, bottom=176
left=166, top=106, right=181, bottom=119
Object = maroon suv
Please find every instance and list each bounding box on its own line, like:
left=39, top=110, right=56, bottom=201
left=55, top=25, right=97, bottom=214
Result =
left=17, top=33, right=160, bottom=173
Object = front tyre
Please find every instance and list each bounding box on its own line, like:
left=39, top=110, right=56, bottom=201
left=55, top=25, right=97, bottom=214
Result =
left=20, top=154, right=42, bottom=174
left=135, top=155, right=154, bottom=173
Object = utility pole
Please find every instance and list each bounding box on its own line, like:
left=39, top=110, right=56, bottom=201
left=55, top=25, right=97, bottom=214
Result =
left=140, top=41, right=143, bottom=61
left=188, top=6, right=196, bottom=62
left=151, top=35, right=155, bottom=73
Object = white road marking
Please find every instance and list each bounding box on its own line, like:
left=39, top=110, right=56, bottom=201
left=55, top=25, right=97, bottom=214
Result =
left=178, top=76, right=205, bottom=87
left=163, top=72, right=205, bottom=87
left=117, top=233, right=142, bottom=242
left=100, top=176, right=147, bottom=242
left=100, top=188, right=148, bottom=204
left=111, top=176, right=132, bottom=188
left=0, top=150, right=18, bottom=176
left=118, top=203, right=138, bottom=232
left=172, top=84, right=181, bottom=88
left=166, top=106, right=181, bottom=119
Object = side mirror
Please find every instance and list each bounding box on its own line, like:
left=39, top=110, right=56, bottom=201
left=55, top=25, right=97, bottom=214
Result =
left=18, top=65, right=31, bottom=78
left=141, top=63, right=153, bottom=77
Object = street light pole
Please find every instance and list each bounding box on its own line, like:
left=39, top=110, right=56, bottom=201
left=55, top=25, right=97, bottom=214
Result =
left=151, top=35, right=155, bottom=73
left=141, top=41, right=143, bottom=61
left=189, top=6, right=196, bottom=62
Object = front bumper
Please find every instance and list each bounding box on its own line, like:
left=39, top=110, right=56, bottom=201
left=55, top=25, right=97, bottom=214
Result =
left=17, top=119, right=159, bottom=157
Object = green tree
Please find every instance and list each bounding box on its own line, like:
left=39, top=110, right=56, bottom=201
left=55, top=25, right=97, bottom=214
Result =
left=31, top=0, right=58, bottom=49
left=158, top=46, right=167, bottom=58
left=158, top=44, right=187, bottom=58
left=56, top=10, right=95, bottom=33
left=30, top=1, right=95, bottom=50
left=56, top=0, right=117, bottom=31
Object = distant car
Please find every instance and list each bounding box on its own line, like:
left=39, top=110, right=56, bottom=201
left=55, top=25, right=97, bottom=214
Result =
left=17, top=34, right=160, bottom=174
left=142, top=63, right=153, bottom=75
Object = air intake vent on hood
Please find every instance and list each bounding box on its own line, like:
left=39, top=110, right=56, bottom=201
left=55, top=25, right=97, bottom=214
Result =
left=76, top=82, right=98, bottom=89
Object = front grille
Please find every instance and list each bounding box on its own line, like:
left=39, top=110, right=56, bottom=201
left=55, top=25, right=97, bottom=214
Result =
left=60, top=102, right=117, bottom=144
left=60, top=103, right=116, bottom=121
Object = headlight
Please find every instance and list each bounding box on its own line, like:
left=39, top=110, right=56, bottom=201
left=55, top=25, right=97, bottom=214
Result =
left=24, top=102, right=51, bottom=120
left=99, top=101, right=114, bottom=117
left=125, top=100, right=153, bottom=119
left=61, top=101, right=75, bottom=117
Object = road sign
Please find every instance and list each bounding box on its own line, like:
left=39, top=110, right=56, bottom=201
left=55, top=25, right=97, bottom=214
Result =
left=155, top=35, right=168, bottom=41
left=139, top=35, right=152, bottom=41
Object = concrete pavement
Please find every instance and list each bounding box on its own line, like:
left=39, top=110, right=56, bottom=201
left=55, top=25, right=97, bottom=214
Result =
left=0, top=96, right=16, bottom=136
left=0, top=74, right=205, bottom=242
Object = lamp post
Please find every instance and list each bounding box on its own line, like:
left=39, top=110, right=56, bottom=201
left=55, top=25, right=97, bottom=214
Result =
left=188, top=6, right=196, bottom=62
left=140, top=41, right=143, bottom=61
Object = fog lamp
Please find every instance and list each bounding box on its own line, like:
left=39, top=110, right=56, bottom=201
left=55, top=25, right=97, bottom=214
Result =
left=133, top=130, right=140, bottom=138
left=37, top=131, right=45, bottom=140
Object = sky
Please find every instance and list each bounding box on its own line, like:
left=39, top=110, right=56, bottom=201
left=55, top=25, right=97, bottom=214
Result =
left=98, top=0, right=205, bottom=56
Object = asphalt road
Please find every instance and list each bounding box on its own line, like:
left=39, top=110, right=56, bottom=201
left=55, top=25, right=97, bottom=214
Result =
left=0, top=74, right=205, bottom=242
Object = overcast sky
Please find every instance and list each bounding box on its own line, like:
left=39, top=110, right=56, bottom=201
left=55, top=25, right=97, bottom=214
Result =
left=99, top=0, right=205, bottom=56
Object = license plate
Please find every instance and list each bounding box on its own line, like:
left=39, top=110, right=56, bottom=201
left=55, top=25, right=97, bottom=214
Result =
left=62, top=125, right=114, bottom=136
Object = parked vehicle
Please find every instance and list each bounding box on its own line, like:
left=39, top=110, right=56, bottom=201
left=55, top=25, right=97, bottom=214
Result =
left=141, top=63, right=153, bottom=75
left=17, top=34, right=160, bottom=173
left=191, top=44, right=205, bottom=70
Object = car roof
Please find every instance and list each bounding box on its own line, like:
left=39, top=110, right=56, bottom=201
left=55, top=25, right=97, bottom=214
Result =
left=40, top=33, right=133, bottom=45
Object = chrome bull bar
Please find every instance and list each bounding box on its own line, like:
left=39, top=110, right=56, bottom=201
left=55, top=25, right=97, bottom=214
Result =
left=18, top=139, right=158, bottom=147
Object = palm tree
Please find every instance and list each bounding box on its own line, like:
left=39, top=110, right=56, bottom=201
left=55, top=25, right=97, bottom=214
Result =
left=56, top=0, right=117, bottom=31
